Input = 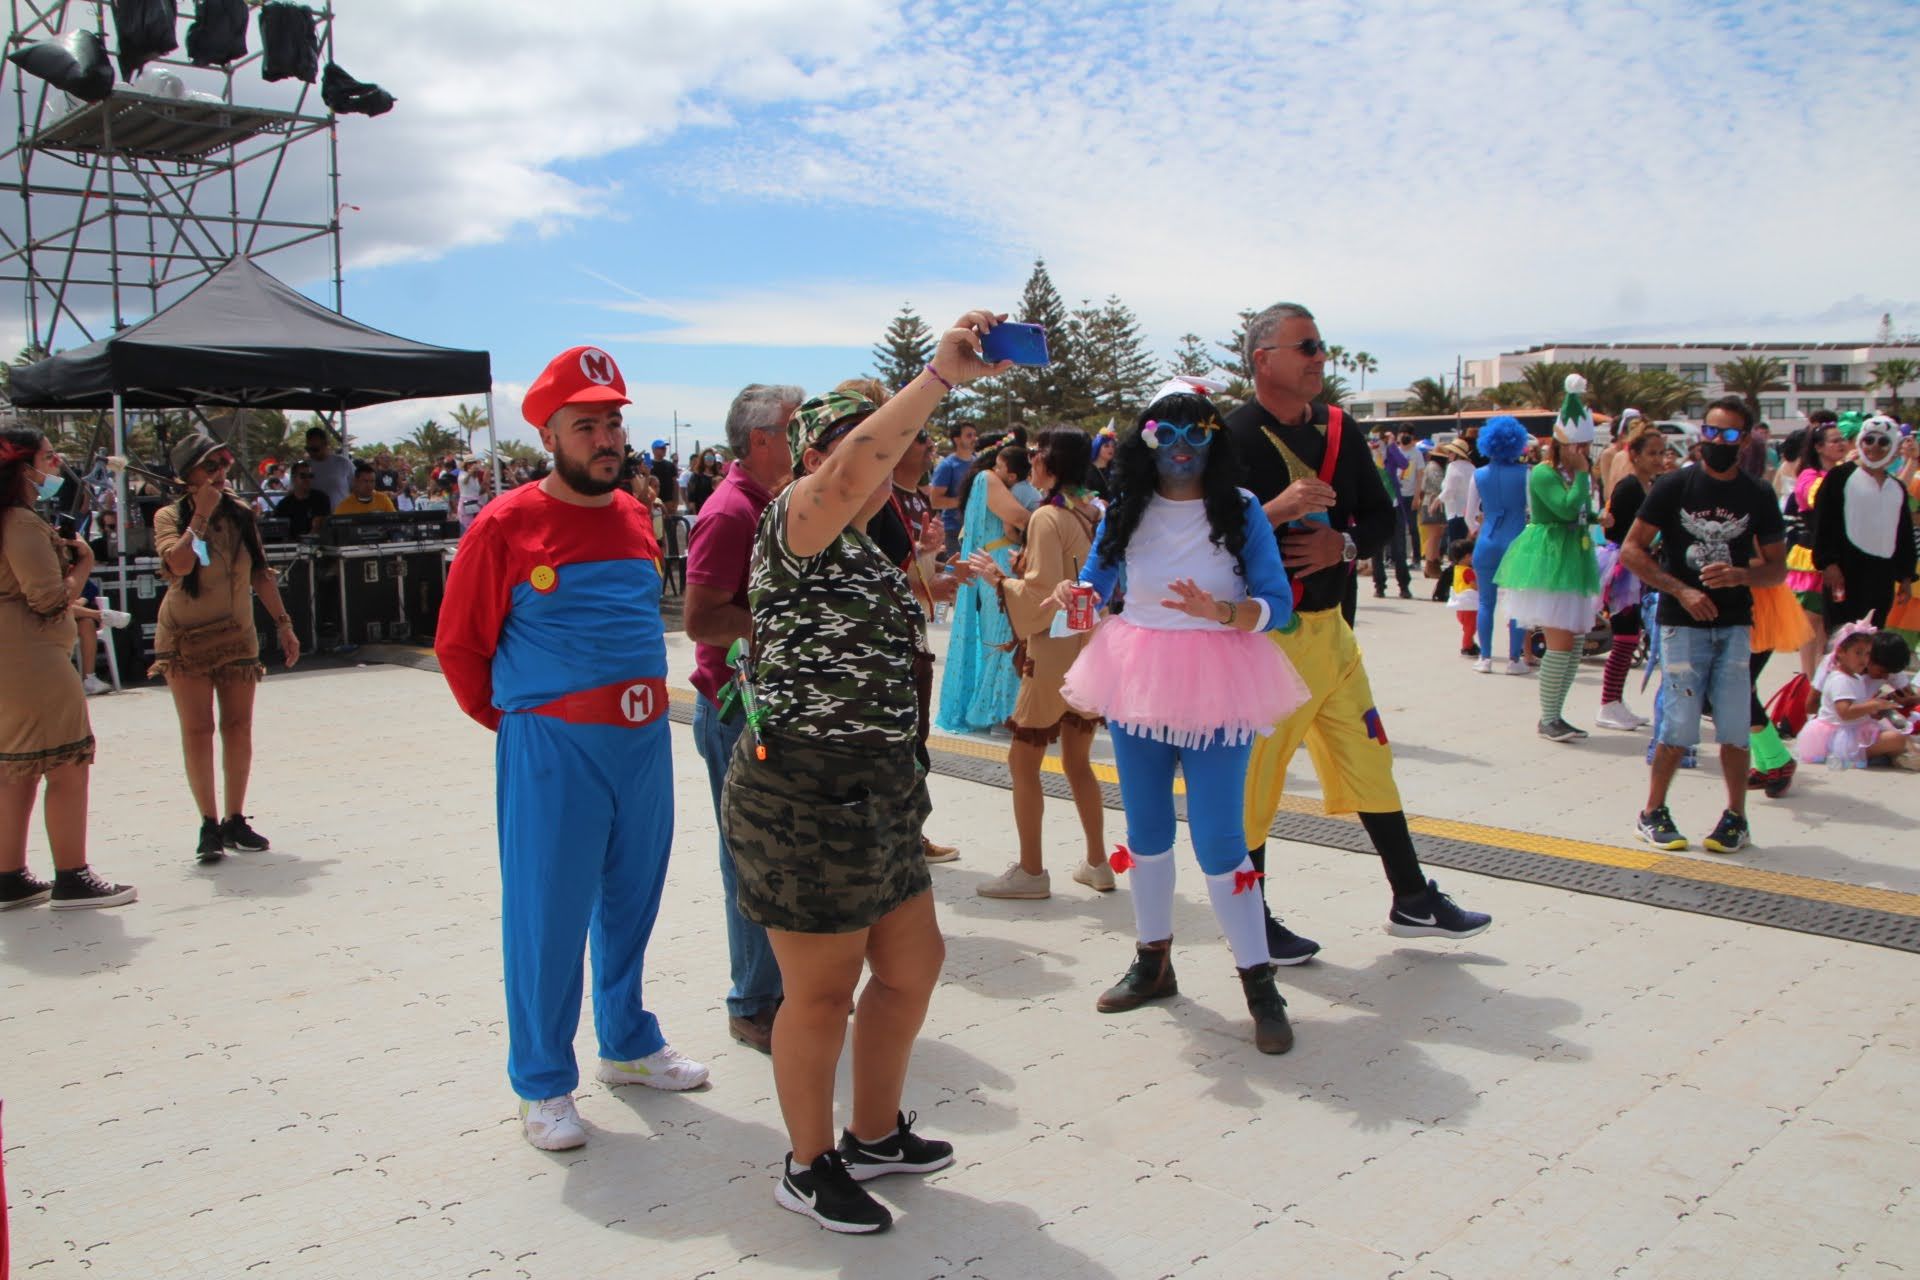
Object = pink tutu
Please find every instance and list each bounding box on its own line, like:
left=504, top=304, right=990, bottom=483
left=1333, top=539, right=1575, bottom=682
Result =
left=1594, top=542, right=1642, bottom=614
left=1060, top=615, right=1310, bottom=748
left=1795, top=717, right=1878, bottom=765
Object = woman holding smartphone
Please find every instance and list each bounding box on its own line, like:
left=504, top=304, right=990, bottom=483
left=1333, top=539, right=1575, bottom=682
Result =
left=720, top=312, right=1011, bottom=1235
left=0, top=426, right=136, bottom=909
left=151, top=430, right=301, bottom=864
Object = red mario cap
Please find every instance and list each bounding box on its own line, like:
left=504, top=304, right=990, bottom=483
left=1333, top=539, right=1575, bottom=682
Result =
left=521, top=346, right=631, bottom=428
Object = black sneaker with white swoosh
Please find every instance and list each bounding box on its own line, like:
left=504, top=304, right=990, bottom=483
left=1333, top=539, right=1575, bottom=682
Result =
left=774, top=1150, right=892, bottom=1234
left=1387, top=879, right=1492, bottom=940
left=838, top=1110, right=954, bottom=1182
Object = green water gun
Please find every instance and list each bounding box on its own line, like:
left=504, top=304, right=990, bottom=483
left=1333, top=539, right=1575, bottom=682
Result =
left=724, top=638, right=770, bottom=760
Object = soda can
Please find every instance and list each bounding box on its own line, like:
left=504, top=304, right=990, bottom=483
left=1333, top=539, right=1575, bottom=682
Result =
left=1066, top=583, right=1096, bottom=631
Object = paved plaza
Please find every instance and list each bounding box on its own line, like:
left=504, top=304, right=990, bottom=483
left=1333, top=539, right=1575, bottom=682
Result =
left=3, top=597, right=1916, bottom=1279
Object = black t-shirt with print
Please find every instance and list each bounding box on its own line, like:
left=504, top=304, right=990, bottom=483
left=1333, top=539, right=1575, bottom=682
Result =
left=1635, top=466, right=1785, bottom=628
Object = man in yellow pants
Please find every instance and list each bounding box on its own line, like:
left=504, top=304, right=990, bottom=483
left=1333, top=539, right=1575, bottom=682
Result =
left=1223, top=303, right=1492, bottom=961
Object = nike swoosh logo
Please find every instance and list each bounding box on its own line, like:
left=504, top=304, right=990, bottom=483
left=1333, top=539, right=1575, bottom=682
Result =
left=792, top=1184, right=817, bottom=1208
left=856, top=1150, right=907, bottom=1164
left=1399, top=913, right=1438, bottom=926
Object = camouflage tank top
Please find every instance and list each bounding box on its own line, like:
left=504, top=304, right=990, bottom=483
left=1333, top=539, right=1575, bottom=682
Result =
left=746, top=486, right=928, bottom=750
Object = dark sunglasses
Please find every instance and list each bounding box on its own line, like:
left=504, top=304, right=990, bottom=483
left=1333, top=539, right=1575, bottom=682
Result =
left=811, top=414, right=870, bottom=451
left=1256, top=338, right=1330, bottom=358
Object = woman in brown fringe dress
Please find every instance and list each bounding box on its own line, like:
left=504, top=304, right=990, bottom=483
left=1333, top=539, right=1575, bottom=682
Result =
left=151, top=430, right=301, bottom=864
left=968, top=426, right=1112, bottom=900
left=0, top=426, right=135, bottom=909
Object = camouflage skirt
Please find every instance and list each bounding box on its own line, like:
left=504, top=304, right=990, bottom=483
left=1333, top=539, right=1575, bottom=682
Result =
left=721, top=730, right=932, bottom=935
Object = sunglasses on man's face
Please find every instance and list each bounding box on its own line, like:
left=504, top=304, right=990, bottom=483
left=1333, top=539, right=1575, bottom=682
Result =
left=1698, top=425, right=1746, bottom=444
left=1256, top=338, right=1330, bottom=359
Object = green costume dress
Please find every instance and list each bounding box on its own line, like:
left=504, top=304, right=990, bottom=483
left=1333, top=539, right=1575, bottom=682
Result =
left=1492, top=463, right=1601, bottom=632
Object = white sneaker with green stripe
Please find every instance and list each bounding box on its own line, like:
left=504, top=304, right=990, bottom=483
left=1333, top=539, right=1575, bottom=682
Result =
left=595, top=1044, right=711, bottom=1091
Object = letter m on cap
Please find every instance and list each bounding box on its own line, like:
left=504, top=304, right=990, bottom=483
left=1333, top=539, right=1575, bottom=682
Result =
left=579, top=349, right=615, bottom=385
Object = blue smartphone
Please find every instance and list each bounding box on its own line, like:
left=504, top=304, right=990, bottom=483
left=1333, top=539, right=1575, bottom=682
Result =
left=981, top=322, right=1050, bottom=367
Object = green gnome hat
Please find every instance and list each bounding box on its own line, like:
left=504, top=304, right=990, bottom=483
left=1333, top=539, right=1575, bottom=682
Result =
left=1554, top=373, right=1596, bottom=445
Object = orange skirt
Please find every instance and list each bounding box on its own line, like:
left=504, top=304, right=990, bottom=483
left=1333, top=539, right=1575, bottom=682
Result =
left=1751, top=583, right=1814, bottom=652
left=1887, top=583, right=1920, bottom=632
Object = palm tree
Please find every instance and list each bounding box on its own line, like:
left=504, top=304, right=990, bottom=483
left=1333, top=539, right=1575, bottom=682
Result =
left=1406, top=375, right=1460, bottom=415
left=1315, top=370, right=1353, bottom=409
left=1620, top=371, right=1704, bottom=420
left=1350, top=351, right=1378, bottom=389
left=405, top=419, right=463, bottom=458
left=1325, top=344, right=1349, bottom=373
left=1869, top=357, right=1920, bottom=420
left=1567, top=358, right=1633, bottom=418
left=1518, top=361, right=1573, bottom=410
left=448, top=402, right=490, bottom=454
left=1713, top=356, right=1786, bottom=420
left=1483, top=382, right=1535, bottom=409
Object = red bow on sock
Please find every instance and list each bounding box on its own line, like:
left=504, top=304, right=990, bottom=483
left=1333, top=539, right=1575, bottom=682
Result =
left=1108, top=846, right=1134, bottom=875
left=1232, top=868, right=1265, bottom=895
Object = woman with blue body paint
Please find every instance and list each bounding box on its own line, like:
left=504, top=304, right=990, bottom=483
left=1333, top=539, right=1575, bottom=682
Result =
left=1055, top=381, right=1310, bottom=1055
left=1471, top=415, right=1533, bottom=674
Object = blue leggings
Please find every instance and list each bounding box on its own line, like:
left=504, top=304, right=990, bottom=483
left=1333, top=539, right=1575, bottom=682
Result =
left=1473, top=537, right=1524, bottom=660
left=1108, top=725, right=1252, bottom=875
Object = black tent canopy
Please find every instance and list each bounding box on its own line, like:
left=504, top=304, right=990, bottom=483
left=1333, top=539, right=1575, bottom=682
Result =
left=9, top=254, right=491, bottom=410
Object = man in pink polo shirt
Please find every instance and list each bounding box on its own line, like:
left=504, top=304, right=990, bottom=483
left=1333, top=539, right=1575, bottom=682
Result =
left=685, top=383, right=803, bottom=1054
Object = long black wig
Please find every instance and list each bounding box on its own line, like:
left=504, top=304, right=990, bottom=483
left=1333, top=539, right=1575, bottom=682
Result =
left=1094, top=391, right=1251, bottom=576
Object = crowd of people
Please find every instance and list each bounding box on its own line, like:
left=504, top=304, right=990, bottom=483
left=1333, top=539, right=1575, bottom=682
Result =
left=4, top=303, right=1917, bottom=1241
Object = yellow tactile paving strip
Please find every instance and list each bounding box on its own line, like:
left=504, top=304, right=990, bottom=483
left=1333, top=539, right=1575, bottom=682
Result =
left=663, top=684, right=1920, bottom=922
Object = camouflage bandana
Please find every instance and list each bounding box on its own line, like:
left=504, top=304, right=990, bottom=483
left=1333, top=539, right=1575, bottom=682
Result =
left=787, top=390, right=877, bottom=469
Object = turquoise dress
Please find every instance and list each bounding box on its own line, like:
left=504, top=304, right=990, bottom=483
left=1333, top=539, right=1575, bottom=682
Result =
left=936, top=476, right=1022, bottom=733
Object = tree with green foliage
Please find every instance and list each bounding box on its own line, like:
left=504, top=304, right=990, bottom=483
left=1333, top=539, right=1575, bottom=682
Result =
left=1002, top=258, right=1082, bottom=424
left=1165, top=332, right=1215, bottom=379
left=405, top=418, right=463, bottom=459
left=1713, top=356, right=1787, bottom=421
left=1406, top=376, right=1460, bottom=415
left=1566, top=358, right=1633, bottom=419
left=1075, top=294, right=1157, bottom=420
left=1316, top=371, right=1353, bottom=409
left=1870, top=357, right=1919, bottom=420
left=1351, top=351, right=1379, bottom=389
left=1619, top=370, right=1704, bottom=420
left=1518, top=361, right=1574, bottom=410
left=872, top=304, right=935, bottom=395
left=448, top=402, right=490, bottom=454
left=1483, top=382, right=1536, bottom=409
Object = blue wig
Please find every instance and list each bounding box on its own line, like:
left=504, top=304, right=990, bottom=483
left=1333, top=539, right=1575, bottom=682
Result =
left=1480, top=415, right=1531, bottom=464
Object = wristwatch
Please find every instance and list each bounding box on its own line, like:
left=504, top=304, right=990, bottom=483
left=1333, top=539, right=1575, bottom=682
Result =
left=1339, top=532, right=1357, bottom=563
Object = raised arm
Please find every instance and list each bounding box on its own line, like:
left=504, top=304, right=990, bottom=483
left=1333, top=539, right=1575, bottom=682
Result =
left=786, top=311, right=1011, bottom=558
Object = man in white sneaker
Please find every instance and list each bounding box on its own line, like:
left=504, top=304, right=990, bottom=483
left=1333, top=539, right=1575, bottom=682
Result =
left=438, top=345, right=709, bottom=1151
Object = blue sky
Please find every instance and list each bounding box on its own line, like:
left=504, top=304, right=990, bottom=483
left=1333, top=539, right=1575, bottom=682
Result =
left=7, top=0, right=1919, bottom=449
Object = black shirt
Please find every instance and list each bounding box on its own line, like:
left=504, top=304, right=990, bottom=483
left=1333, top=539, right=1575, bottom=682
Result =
left=1635, top=466, right=1784, bottom=628
left=374, top=468, right=399, bottom=495
left=1225, top=400, right=1395, bottom=614
left=275, top=489, right=334, bottom=538
left=652, top=457, right=680, bottom=503
left=1606, top=474, right=1646, bottom=547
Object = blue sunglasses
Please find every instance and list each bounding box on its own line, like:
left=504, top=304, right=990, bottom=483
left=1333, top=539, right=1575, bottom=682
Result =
left=1144, top=419, right=1218, bottom=450
left=1698, top=425, right=1745, bottom=444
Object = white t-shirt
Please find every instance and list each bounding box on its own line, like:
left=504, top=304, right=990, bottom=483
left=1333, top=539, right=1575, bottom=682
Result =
left=308, top=454, right=354, bottom=508
left=1102, top=493, right=1272, bottom=632
left=1816, top=671, right=1871, bottom=726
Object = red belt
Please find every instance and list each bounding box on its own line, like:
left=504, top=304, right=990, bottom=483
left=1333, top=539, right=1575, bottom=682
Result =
left=522, top=677, right=668, bottom=728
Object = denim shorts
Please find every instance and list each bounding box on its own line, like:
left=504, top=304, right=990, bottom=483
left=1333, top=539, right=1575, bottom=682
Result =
left=1656, top=624, right=1752, bottom=749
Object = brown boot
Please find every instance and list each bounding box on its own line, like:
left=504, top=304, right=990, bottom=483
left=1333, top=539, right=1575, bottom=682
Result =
left=1097, top=940, right=1177, bottom=1013
left=1238, top=963, right=1294, bottom=1055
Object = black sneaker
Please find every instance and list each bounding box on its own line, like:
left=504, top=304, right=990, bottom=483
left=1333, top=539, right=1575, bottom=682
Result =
left=775, top=1150, right=892, bottom=1234
left=1763, top=760, right=1797, bottom=800
left=221, top=814, right=270, bottom=852
left=196, top=817, right=225, bottom=864
left=1634, top=805, right=1687, bottom=851
left=1265, top=915, right=1321, bottom=966
left=839, top=1110, right=953, bottom=1181
left=1538, top=717, right=1589, bottom=742
left=1387, top=879, right=1491, bottom=940
left=49, top=866, right=137, bottom=910
left=1460, top=643, right=1481, bottom=658
left=1, top=868, right=53, bottom=910
left=1703, top=809, right=1751, bottom=855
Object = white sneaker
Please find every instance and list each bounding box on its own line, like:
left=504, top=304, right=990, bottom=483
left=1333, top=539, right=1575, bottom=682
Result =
left=519, top=1094, right=586, bottom=1150
left=975, top=864, right=1051, bottom=899
left=80, top=674, right=111, bottom=696
left=99, top=607, right=132, bottom=630
left=1595, top=701, right=1644, bottom=731
left=1071, top=860, right=1116, bottom=892
left=1505, top=659, right=1532, bottom=676
left=1471, top=656, right=1493, bottom=674
left=596, top=1045, right=710, bottom=1092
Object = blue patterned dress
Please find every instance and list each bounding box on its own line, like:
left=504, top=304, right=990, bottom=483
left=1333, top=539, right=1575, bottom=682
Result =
left=935, top=475, right=1023, bottom=733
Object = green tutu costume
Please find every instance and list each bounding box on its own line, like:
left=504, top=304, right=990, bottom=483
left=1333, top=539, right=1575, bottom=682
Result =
left=1493, top=461, right=1601, bottom=633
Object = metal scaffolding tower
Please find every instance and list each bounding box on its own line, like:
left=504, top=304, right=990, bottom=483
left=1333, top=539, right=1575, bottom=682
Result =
left=0, top=0, right=344, bottom=359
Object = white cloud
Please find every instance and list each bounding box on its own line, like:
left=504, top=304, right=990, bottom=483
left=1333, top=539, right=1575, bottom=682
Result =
left=584, top=273, right=1020, bottom=347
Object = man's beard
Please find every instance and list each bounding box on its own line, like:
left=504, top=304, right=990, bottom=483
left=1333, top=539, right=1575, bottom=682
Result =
left=554, top=448, right=619, bottom=496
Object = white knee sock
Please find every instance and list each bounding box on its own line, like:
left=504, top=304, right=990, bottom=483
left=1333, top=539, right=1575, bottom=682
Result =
left=1127, top=848, right=1176, bottom=943
left=1204, top=857, right=1271, bottom=969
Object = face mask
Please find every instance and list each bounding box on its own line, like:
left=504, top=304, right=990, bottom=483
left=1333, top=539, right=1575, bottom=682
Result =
left=1700, top=442, right=1740, bottom=471
left=30, top=466, right=64, bottom=501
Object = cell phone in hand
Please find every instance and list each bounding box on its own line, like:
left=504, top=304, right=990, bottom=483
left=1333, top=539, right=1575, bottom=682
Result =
left=981, top=322, right=1051, bottom=367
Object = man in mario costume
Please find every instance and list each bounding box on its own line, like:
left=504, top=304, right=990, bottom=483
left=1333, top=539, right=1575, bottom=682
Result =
left=437, top=345, right=709, bottom=1152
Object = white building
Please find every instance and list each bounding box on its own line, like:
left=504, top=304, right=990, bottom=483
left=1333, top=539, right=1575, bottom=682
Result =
left=1461, top=341, right=1920, bottom=424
